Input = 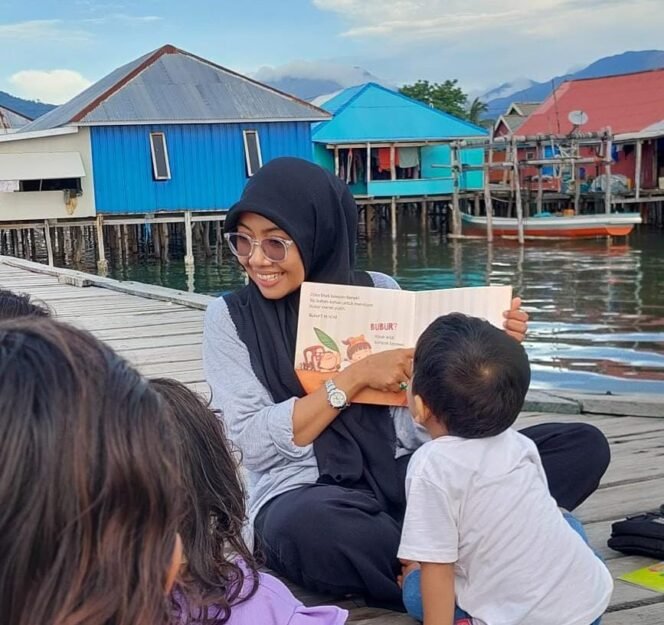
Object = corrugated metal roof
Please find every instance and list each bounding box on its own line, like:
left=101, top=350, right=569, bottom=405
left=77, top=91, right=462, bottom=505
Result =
left=21, top=45, right=329, bottom=132
left=0, top=105, right=31, bottom=130
left=312, top=83, right=487, bottom=143
left=499, top=114, right=528, bottom=132
left=518, top=68, right=664, bottom=136
left=315, top=84, right=366, bottom=114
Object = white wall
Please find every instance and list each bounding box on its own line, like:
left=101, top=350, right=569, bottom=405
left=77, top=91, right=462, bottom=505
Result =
left=0, top=127, right=96, bottom=222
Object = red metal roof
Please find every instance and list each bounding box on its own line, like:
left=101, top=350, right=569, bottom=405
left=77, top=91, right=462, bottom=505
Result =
left=518, top=68, right=664, bottom=136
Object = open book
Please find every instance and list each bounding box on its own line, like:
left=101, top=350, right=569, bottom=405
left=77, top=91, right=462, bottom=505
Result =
left=295, top=281, right=512, bottom=406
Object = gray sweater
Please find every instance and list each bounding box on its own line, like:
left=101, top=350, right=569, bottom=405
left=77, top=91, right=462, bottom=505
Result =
left=202, top=272, right=430, bottom=524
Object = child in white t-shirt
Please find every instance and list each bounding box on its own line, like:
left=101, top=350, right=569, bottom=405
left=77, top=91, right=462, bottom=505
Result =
left=398, top=313, right=613, bottom=625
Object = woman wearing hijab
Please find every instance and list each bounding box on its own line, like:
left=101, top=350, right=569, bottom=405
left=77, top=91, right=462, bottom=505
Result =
left=203, top=158, right=610, bottom=610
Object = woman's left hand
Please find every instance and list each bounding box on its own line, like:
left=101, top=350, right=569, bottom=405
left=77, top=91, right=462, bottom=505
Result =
left=503, top=297, right=528, bottom=343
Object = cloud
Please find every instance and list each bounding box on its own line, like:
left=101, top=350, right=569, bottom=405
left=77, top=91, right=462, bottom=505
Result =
left=0, top=19, right=90, bottom=42
left=313, top=0, right=657, bottom=41
left=9, top=69, right=92, bottom=105
left=253, top=60, right=379, bottom=87
left=81, top=13, right=163, bottom=26
left=311, top=0, right=664, bottom=91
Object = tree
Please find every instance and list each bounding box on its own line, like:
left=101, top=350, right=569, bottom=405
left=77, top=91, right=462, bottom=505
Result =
left=467, top=97, right=489, bottom=125
left=399, top=79, right=468, bottom=120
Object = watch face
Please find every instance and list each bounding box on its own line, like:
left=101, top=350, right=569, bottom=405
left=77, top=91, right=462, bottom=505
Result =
left=330, top=389, right=347, bottom=408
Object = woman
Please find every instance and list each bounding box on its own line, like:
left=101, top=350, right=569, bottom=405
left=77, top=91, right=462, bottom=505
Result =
left=203, top=157, right=610, bottom=610
left=0, top=318, right=183, bottom=625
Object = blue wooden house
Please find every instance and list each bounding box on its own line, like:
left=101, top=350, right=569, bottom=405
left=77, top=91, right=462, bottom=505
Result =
left=2, top=44, right=329, bottom=221
left=312, top=83, right=487, bottom=200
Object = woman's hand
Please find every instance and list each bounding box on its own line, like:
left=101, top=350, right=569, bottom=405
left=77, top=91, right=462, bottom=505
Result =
left=503, top=296, right=529, bottom=342
left=353, top=348, right=414, bottom=393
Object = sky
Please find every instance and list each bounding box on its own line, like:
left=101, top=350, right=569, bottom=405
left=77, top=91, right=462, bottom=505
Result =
left=2, top=0, right=664, bottom=104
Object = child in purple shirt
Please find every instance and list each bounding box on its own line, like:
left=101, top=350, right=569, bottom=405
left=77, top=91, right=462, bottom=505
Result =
left=152, top=378, right=347, bottom=625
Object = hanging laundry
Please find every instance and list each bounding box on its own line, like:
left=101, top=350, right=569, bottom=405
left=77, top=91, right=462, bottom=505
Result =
left=398, top=146, right=420, bottom=169
left=378, top=147, right=398, bottom=172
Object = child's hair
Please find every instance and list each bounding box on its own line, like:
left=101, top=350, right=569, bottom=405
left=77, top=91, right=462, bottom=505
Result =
left=412, top=313, right=531, bottom=438
left=0, top=318, right=182, bottom=625
left=0, top=288, right=51, bottom=319
left=149, top=378, right=258, bottom=624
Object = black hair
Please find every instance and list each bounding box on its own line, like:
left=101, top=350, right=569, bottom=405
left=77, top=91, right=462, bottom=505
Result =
left=412, top=313, right=531, bottom=438
left=0, top=289, right=51, bottom=320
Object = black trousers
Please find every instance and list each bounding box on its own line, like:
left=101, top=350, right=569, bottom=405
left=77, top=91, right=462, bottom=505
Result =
left=254, top=422, right=610, bottom=611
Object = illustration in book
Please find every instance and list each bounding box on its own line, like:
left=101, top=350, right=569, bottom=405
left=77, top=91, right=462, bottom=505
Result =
left=295, top=281, right=512, bottom=406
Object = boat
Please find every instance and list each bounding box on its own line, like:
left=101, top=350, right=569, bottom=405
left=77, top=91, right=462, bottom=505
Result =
left=461, top=212, right=642, bottom=239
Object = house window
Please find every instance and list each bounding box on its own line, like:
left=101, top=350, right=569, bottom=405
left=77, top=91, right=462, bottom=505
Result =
left=149, top=132, right=171, bottom=180
left=243, top=130, right=262, bottom=177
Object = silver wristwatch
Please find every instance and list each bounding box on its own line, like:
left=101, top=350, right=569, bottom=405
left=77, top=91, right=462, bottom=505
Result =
left=325, top=379, right=350, bottom=410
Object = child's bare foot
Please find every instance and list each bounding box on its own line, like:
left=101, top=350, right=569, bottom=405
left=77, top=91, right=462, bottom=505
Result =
left=397, top=559, right=421, bottom=588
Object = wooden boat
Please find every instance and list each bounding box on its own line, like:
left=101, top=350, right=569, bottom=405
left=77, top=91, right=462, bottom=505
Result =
left=461, top=212, right=642, bottom=239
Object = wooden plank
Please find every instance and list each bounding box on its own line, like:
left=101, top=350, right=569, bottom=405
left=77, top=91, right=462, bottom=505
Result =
left=606, top=555, right=663, bottom=608
left=603, top=602, right=664, bottom=624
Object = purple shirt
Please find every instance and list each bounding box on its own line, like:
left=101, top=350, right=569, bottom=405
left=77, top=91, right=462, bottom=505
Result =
left=173, top=570, right=347, bottom=625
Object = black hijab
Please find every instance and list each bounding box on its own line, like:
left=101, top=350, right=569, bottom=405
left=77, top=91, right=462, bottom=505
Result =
left=223, top=157, right=403, bottom=509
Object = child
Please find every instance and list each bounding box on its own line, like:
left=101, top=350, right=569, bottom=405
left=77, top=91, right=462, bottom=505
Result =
left=0, top=288, right=51, bottom=319
left=398, top=313, right=612, bottom=625
left=0, top=318, right=183, bottom=625
left=150, top=378, right=347, bottom=625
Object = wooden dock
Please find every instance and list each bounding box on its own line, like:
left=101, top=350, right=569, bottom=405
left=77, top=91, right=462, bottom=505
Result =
left=1, top=256, right=663, bottom=625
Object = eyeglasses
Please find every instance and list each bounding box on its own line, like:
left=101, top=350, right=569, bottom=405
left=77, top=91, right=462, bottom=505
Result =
left=224, top=232, right=294, bottom=263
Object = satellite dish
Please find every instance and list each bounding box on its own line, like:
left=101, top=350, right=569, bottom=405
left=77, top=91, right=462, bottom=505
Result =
left=568, top=110, right=589, bottom=126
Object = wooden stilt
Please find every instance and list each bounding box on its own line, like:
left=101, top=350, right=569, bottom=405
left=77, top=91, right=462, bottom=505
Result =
left=44, top=222, right=54, bottom=266
left=203, top=222, right=212, bottom=257
left=451, top=144, right=461, bottom=235
left=512, top=138, right=525, bottom=245
left=95, top=215, right=108, bottom=273
left=184, top=211, right=194, bottom=268
left=484, top=131, right=495, bottom=243
left=604, top=134, right=613, bottom=214
left=153, top=223, right=162, bottom=260
left=161, top=223, right=170, bottom=261
left=390, top=197, right=397, bottom=241
left=635, top=140, right=642, bottom=200
left=216, top=220, right=223, bottom=258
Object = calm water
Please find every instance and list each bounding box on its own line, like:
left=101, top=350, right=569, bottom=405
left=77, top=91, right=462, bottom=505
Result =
left=90, top=221, right=664, bottom=394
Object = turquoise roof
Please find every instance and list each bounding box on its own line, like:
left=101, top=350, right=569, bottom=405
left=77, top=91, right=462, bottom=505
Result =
left=312, top=83, right=487, bottom=144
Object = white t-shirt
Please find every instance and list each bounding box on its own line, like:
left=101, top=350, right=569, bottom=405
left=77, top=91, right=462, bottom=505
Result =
left=398, top=429, right=613, bottom=625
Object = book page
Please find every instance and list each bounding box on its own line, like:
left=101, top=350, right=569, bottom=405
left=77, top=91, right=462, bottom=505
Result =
left=295, top=282, right=415, bottom=405
left=412, top=286, right=513, bottom=339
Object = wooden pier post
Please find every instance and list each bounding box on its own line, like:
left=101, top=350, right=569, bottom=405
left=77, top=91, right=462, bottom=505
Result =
left=483, top=132, right=495, bottom=243
left=512, top=138, right=525, bottom=244
left=334, top=147, right=339, bottom=177
left=604, top=133, right=613, bottom=214
left=184, top=211, right=194, bottom=268
left=95, top=214, right=108, bottom=274
left=390, top=197, right=397, bottom=241
left=420, top=200, right=428, bottom=232
left=635, top=139, right=642, bottom=200
left=451, top=144, right=461, bottom=236
left=43, top=221, right=54, bottom=267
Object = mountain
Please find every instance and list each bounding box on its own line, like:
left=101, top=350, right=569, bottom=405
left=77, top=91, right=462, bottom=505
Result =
left=480, top=78, right=535, bottom=103
left=0, top=90, right=55, bottom=120
left=483, top=50, right=664, bottom=120
left=254, top=62, right=388, bottom=101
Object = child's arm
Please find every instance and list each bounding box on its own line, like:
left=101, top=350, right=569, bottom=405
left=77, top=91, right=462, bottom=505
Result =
left=421, top=562, right=455, bottom=625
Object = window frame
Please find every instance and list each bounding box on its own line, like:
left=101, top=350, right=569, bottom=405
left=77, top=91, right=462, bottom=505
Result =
left=149, top=132, right=171, bottom=181
left=242, top=129, right=263, bottom=177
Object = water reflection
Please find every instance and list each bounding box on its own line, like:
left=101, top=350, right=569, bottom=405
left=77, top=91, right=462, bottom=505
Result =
left=34, top=217, right=664, bottom=395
